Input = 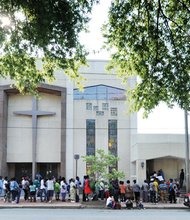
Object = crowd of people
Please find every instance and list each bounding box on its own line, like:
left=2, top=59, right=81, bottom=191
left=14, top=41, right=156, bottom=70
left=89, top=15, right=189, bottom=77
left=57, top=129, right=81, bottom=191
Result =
left=105, top=169, right=185, bottom=209
left=0, top=168, right=185, bottom=208
left=0, top=175, right=82, bottom=204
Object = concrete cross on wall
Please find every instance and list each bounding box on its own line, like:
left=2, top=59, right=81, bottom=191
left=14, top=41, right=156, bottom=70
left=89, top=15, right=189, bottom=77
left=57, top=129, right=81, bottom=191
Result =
left=14, top=97, right=56, bottom=180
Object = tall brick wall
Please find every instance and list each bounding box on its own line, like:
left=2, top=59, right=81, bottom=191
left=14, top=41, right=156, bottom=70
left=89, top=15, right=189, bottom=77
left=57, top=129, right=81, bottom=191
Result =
left=0, top=89, right=8, bottom=176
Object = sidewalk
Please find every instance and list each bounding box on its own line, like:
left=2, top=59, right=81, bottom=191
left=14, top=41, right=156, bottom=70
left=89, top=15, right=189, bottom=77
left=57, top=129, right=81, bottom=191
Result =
left=0, top=197, right=187, bottom=209
left=81, top=199, right=187, bottom=209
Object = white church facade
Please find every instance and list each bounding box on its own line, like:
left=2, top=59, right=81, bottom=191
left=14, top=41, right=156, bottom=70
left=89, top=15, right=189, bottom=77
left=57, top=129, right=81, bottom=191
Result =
left=0, top=60, right=188, bottom=185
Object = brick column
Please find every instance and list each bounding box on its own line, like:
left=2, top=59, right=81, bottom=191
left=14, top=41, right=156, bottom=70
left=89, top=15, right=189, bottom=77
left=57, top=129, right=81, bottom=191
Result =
left=0, top=89, right=8, bottom=176
left=60, top=89, right=66, bottom=177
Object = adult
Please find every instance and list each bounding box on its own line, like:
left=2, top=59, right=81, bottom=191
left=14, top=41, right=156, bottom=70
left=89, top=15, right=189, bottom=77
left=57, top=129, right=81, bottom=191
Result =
left=168, top=179, right=177, bottom=204
left=54, top=179, right=60, bottom=201
left=3, top=179, right=11, bottom=203
left=69, top=178, right=76, bottom=203
left=9, top=177, right=19, bottom=203
left=46, top=177, right=54, bottom=203
left=21, top=176, right=30, bottom=201
left=60, top=177, right=67, bottom=202
left=40, top=177, right=47, bottom=202
left=2, top=177, right=8, bottom=198
left=132, top=180, right=141, bottom=206
left=75, top=176, right=81, bottom=202
left=153, top=178, right=159, bottom=203
left=84, top=175, right=91, bottom=201
left=99, top=178, right=105, bottom=200
left=126, top=180, right=134, bottom=201
left=149, top=178, right=157, bottom=204
left=141, top=180, right=149, bottom=202
left=119, top=181, right=126, bottom=202
left=0, top=176, right=3, bottom=196
left=111, top=179, right=120, bottom=202
left=34, top=177, right=40, bottom=197
left=159, top=181, right=168, bottom=203
left=179, top=169, right=185, bottom=189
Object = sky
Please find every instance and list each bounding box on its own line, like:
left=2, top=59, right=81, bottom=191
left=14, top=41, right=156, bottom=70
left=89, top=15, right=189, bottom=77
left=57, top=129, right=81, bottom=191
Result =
left=80, top=1, right=190, bottom=135
left=79, top=1, right=111, bottom=60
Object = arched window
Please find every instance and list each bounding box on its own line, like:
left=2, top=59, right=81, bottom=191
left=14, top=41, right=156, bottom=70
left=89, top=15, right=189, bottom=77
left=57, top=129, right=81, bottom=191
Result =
left=74, top=85, right=126, bottom=100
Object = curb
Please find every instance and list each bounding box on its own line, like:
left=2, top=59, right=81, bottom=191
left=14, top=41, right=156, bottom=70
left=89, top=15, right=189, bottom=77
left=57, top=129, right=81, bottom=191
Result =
left=0, top=200, right=187, bottom=210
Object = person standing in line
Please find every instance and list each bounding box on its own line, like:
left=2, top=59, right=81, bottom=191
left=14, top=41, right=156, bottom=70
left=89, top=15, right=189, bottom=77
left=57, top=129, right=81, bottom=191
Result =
left=69, top=178, right=76, bottom=203
left=125, top=180, right=133, bottom=201
left=54, top=179, right=60, bottom=201
left=119, top=181, right=126, bottom=202
left=21, top=176, right=30, bottom=201
left=141, top=180, right=149, bottom=202
left=84, top=175, right=91, bottom=201
left=34, top=177, right=40, bottom=197
left=40, top=177, right=47, bottom=202
left=149, top=178, right=157, bottom=204
left=60, top=177, right=67, bottom=202
left=169, top=178, right=177, bottom=203
left=2, top=177, right=8, bottom=200
left=75, top=176, right=81, bottom=202
left=99, top=178, right=105, bottom=200
left=132, top=180, right=141, bottom=206
left=159, top=180, right=168, bottom=203
left=3, top=180, right=11, bottom=203
left=61, top=183, right=67, bottom=202
left=29, top=181, right=36, bottom=202
left=111, top=179, right=120, bottom=203
left=153, top=178, right=159, bottom=203
left=9, top=177, right=19, bottom=203
left=179, top=169, right=185, bottom=189
left=0, top=176, right=3, bottom=197
left=46, top=176, right=54, bottom=203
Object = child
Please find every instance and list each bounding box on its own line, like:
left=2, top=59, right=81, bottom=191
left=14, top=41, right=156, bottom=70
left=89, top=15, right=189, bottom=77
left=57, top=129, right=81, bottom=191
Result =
left=29, top=181, right=36, bottom=202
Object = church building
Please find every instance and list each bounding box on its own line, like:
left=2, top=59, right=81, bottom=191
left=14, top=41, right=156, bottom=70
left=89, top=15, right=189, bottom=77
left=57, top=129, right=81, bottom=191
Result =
left=0, top=60, right=188, bottom=185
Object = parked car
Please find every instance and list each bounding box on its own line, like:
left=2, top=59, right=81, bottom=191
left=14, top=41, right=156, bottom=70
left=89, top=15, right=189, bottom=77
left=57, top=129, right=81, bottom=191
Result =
left=184, top=193, right=190, bottom=207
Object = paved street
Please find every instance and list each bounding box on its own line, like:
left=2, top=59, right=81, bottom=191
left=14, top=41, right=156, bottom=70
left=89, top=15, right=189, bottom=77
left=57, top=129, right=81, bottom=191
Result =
left=0, top=209, right=190, bottom=220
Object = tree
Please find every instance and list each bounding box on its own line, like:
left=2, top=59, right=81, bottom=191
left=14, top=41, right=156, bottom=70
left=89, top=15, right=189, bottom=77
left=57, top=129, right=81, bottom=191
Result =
left=0, top=0, right=99, bottom=94
left=82, top=148, right=125, bottom=182
left=103, top=0, right=190, bottom=116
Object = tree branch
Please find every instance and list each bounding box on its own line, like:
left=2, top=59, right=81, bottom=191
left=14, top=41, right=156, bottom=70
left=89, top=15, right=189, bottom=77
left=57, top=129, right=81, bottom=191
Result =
left=178, top=0, right=190, bottom=13
left=159, top=6, right=185, bottom=33
left=155, top=0, right=161, bottom=63
left=160, top=8, right=180, bottom=71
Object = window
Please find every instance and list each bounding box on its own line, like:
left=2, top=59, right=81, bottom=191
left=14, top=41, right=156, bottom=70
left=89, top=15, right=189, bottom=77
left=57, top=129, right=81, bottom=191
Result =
left=86, top=119, right=95, bottom=156
left=110, top=107, right=117, bottom=116
left=74, top=85, right=125, bottom=100
left=108, top=120, right=118, bottom=170
left=93, top=105, right=99, bottom=111
left=86, top=103, right=92, bottom=110
left=102, top=103, right=109, bottom=110
left=96, top=111, right=104, bottom=116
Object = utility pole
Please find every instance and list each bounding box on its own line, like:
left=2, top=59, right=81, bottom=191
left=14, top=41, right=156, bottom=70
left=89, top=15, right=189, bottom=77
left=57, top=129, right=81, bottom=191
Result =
left=184, top=109, right=189, bottom=193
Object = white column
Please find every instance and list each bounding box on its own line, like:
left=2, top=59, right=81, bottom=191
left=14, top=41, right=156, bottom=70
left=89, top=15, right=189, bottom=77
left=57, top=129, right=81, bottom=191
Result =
left=136, top=159, right=146, bottom=186
left=66, top=78, right=74, bottom=180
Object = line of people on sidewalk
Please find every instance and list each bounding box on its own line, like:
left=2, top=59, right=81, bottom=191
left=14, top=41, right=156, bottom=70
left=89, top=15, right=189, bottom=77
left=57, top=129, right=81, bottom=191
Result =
left=0, top=175, right=83, bottom=204
left=0, top=171, right=184, bottom=206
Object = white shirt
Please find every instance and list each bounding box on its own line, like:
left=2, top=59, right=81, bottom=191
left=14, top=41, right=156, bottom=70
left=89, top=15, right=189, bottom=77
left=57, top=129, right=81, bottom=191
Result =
left=46, top=180, right=54, bottom=190
left=40, top=179, right=46, bottom=189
